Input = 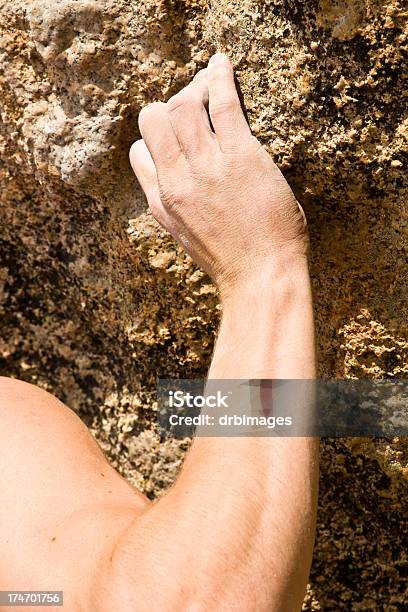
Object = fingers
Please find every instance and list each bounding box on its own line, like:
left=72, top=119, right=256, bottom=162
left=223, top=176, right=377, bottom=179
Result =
left=138, top=101, right=182, bottom=171
left=192, top=68, right=210, bottom=114
left=129, top=139, right=170, bottom=226
left=129, top=139, right=158, bottom=196
left=207, top=53, right=252, bottom=151
left=135, top=53, right=251, bottom=182
left=167, top=69, right=215, bottom=158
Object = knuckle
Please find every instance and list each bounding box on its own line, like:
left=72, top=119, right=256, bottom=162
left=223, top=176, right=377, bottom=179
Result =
left=210, top=97, right=237, bottom=117
left=158, top=180, right=191, bottom=211
left=193, top=163, right=218, bottom=186
left=138, top=102, right=165, bottom=128
left=193, top=67, right=207, bottom=82
left=167, top=89, right=196, bottom=112
left=158, top=187, right=180, bottom=210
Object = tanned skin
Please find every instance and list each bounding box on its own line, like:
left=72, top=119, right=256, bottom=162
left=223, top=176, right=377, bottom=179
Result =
left=0, top=54, right=318, bottom=612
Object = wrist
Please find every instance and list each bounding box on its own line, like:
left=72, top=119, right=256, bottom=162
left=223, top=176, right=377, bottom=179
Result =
left=210, top=254, right=315, bottom=380
left=219, top=252, right=311, bottom=310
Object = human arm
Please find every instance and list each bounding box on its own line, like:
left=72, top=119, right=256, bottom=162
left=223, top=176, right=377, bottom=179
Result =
left=97, top=54, right=318, bottom=612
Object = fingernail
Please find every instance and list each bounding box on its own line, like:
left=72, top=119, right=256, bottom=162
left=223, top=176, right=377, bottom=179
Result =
left=209, top=52, right=228, bottom=66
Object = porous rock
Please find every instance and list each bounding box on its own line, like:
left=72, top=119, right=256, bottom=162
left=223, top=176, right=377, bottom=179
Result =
left=0, top=1, right=406, bottom=608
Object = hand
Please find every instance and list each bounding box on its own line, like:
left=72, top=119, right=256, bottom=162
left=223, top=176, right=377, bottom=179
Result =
left=130, top=53, right=308, bottom=299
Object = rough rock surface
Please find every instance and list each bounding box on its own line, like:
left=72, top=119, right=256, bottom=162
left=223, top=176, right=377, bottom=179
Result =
left=0, top=0, right=407, bottom=609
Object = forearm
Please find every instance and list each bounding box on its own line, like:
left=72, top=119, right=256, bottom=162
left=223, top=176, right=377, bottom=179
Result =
left=186, top=257, right=318, bottom=610
left=103, top=258, right=318, bottom=612
left=210, top=254, right=315, bottom=380
left=118, top=52, right=320, bottom=612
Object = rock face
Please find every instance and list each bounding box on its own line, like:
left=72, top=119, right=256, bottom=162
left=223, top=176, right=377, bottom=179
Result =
left=0, top=0, right=406, bottom=609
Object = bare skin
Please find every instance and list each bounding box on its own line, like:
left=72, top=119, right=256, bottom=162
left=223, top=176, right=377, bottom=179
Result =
left=0, top=54, right=318, bottom=611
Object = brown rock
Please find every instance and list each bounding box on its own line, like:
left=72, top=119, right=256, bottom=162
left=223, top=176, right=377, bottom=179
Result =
left=0, top=1, right=406, bottom=608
